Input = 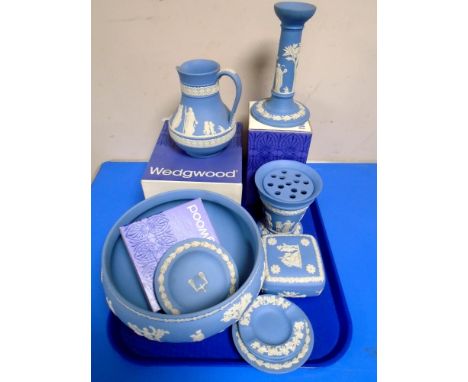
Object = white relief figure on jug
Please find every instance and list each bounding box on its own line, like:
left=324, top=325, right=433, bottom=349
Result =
left=170, top=104, right=184, bottom=131
left=203, top=121, right=216, bottom=136
left=183, top=107, right=198, bottom=137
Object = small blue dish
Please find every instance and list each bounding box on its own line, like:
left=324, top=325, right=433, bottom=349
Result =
left=262, top=234, right=326, bottom=297
left=232, top=294, right=314, bottom=374
left=237, top=294, right=311, bottom=361
left=154, top=238, right=238, bottom=315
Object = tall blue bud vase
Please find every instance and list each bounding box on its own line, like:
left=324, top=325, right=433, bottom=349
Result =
left=244, top=2, right=317, bottom=214
left=250, top=2, right=316, bottom=128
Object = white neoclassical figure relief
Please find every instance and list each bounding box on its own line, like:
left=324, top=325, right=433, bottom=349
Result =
left=273, top=63, right=288, bottom=93
left=170, top=104, right=184, bottom=130
left=275, top=219, right=294, bottom=233
left=183, top=107, right=198, bottom=136
left=277, top=243, right=303, bottom=269
left=203, top=121, right=216, bottom=136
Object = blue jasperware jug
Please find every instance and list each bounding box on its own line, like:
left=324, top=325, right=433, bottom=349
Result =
left=168, top=59, right=242, bottom=158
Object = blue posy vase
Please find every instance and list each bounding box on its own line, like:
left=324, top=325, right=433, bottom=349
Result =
left=169, top=59, right=242, bottom=158
left=255, top=160, right=322, bottom=233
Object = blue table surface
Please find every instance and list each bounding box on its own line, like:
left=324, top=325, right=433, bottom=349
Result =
left=92, top=162, right=376, bottom=381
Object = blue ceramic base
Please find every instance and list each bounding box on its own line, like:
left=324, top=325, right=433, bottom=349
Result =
left=250, top=99, right=311, bottom=128
left=106, top=202, right=351, bottom=366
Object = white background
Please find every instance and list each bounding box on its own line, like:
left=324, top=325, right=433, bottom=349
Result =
left=1, top=0, right=468, bottom=381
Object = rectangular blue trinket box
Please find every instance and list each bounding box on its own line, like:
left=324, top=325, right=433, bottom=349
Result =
left=262, top=233, right=326, bottom=297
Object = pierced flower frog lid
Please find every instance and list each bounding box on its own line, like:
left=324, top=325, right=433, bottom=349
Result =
left=232, top=294, right=314, bottom=373
left=154, top=238, right=238, bottom=315
left=255, top=160, right=323, bottom=209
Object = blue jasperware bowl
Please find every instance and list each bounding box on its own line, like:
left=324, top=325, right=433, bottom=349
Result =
left=101, top=189, right=264, bottom=343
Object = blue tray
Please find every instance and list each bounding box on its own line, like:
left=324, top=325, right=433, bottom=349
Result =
left=105, top=202, right=352, bottom=367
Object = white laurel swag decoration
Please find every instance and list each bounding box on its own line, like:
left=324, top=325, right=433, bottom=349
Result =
left=239, top=295, right=291, bottom=326
left=181, top=83, right=219, bottom=97
left=279, top=291, right=307, bottom=298
left=235, top=322, right=311, bottom=371
left=221, top=293, right=253, bottom=322
left=255, top=100, right=306, bottom=121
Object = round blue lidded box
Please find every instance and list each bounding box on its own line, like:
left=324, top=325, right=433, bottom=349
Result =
left=101, top=189, right=264, bottom=343
left=255, top=160, right=323, bottom=234
left=154, top=238, right=239, bottom=315
left=232, top=294, right=314, bottom=374
left=262, top=233, right=326, bottom=297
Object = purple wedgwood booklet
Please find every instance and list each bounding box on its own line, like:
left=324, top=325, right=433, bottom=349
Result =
left=119, top=198, right=219, bottom=311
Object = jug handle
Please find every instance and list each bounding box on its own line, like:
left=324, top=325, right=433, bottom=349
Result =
left=217, top=69, right=242, bottom=126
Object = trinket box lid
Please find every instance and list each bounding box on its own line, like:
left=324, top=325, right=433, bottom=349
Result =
left=262, top=234, right=326, bottom=297
left=232, top=294, right=314, bottom=373
left=154, top=238, right=238, bottom=315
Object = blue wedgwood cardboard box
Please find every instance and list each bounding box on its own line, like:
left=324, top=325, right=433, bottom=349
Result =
left=243, top=101, right=312, bottom=215
left=141, top=121, right=243, bottom=203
